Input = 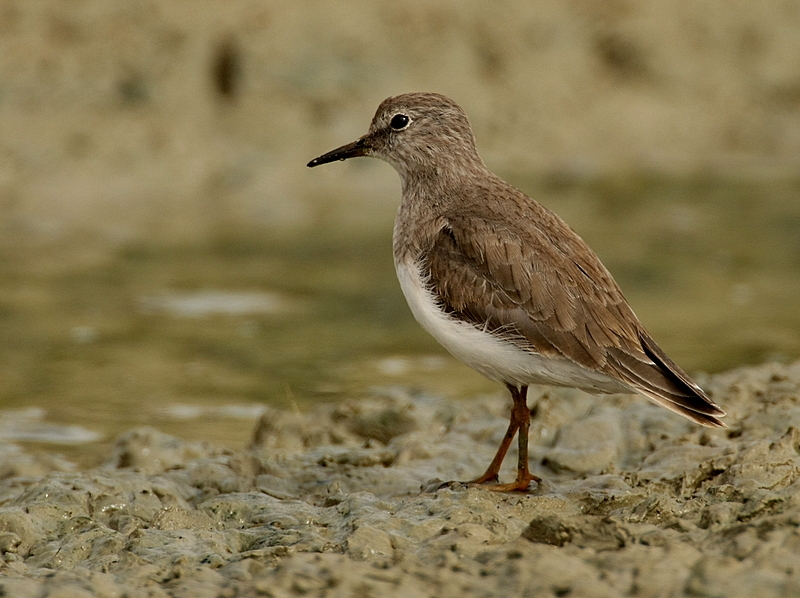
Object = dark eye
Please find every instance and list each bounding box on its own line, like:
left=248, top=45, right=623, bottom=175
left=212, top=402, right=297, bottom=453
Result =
left=390, top=113, right=410, bottom=130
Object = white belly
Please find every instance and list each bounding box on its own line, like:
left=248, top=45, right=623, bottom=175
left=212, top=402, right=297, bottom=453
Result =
left=395, top=257, right=632, bottom=393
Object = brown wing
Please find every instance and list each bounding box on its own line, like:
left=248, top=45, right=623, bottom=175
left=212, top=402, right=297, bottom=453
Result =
left=423, top=210, right=725, bottom=427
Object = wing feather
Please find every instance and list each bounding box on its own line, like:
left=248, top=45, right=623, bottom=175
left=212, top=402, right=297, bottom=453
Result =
left=421, top=204, right=725, bottom=427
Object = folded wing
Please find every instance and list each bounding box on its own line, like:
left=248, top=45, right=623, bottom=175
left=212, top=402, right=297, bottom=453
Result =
left=423, top=209, right=725, bottom=427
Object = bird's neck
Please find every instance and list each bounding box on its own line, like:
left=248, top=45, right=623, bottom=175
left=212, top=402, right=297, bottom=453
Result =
left=398, top=154, right=491, bottom=208
left=392, top=159, right=494, bottom=264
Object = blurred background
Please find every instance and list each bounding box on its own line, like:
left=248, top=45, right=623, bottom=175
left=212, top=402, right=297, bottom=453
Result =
left=1, top=0, right=799, bottom=465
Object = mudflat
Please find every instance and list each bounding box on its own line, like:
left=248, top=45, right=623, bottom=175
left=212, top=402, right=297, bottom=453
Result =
left=1, top=361, right=799, bottom=597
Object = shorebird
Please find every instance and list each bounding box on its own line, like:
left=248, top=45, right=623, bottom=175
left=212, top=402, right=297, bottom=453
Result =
left=308, top=92, right=725, bottom=491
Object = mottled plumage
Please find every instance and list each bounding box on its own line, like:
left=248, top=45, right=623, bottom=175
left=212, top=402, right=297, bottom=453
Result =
left=309, top=92, right=725, bottom=491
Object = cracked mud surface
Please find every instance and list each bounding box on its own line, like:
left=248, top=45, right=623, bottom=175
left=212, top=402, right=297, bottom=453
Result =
left=2, top=361, right=800, bottom=597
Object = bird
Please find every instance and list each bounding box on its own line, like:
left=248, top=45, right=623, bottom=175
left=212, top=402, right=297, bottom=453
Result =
left=307, top=92, right=725, bottom=492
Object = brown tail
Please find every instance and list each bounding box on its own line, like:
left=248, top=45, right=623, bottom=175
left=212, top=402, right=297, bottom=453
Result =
left=607, top=331, right=726, bottom=428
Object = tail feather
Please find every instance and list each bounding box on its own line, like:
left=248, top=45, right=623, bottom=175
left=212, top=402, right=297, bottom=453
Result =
left=606, top=331, right=726, bottom=428
left=634, top=388, right=726, bottom=428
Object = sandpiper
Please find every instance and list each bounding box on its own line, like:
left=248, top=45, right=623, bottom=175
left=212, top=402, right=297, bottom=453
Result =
left=308, top=92, right=725, bottom=492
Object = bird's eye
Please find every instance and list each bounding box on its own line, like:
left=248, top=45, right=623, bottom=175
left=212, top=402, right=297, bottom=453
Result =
left=390, top=113, right=410, bottom=130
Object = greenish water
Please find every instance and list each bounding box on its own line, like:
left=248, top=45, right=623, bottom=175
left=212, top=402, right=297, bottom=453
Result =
left=1, top=177, right=799, bottom=465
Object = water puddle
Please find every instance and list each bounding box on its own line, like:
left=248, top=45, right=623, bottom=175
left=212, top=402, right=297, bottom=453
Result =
left=0, top=408, right=102, bottom=444
left=139, top=290, right=286, bottom=318
left=1, top=178, right=799, bottom=464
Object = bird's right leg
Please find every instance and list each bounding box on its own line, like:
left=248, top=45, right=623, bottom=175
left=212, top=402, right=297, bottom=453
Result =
left=469, top=384, right=538, bottom=488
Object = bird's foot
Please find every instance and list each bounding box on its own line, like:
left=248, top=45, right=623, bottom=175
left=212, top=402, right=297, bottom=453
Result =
left=425, top=472, right=541, bottom=493
left=422, top=478, right=469, bottom=492
left=467, top=472, right=500, bottom=485
left=474, top=471, right=541, bottom=493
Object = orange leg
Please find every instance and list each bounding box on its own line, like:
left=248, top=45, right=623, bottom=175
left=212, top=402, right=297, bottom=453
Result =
left=469, top=384, right=540, bottom=492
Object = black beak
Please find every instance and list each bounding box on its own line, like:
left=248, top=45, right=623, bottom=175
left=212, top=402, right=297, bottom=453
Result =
left=307, top=136, right=370, bottom=167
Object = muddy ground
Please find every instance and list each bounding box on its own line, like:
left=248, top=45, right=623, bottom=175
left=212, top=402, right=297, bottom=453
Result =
left=2, top=3, right=800, bottom=596
left=1, top=360, right=799, bottom=597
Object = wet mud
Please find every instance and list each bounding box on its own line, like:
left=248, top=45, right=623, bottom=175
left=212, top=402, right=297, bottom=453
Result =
left=1, top=361, right=800, bottom=597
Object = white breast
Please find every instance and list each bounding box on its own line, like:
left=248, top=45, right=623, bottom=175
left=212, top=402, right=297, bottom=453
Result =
left=395, top=257, right=632, bottom=393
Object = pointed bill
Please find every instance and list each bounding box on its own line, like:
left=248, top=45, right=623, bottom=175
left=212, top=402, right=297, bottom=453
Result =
left=307, top=136, right=371, bottom=167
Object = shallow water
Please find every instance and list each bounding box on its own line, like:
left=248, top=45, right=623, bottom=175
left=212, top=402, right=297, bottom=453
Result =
left=1, top=177, right=798, bottom=465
